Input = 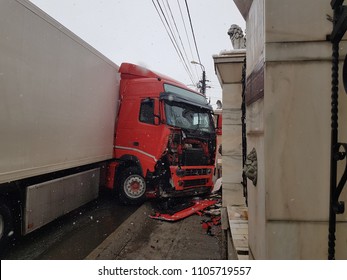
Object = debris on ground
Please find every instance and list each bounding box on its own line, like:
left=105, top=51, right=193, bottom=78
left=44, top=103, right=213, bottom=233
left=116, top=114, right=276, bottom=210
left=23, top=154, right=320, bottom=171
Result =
left=212, top=177, right=222, bottom=193
left=199, top=196, right=222, bottom=236
left=149, top=192, right=222, bottom=238
left=149, top=198, right=217, bottom=222
left=201, top=215, right=221, bottom=236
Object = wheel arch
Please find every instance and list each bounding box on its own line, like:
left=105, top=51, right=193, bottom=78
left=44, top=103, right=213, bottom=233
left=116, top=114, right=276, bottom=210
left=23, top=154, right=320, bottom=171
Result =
left=118, top=154, right=144, bottom=177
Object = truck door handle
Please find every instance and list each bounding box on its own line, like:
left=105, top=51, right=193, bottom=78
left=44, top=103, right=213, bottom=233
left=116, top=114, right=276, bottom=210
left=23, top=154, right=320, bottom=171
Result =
left=133, top=142, right=139, bottom=146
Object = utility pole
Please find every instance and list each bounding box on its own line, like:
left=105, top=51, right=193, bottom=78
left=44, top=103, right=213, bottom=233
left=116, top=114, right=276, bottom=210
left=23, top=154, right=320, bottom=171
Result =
left=201, top=69, right=206, bottom=95
left=191, top=61, right=206, bottom=96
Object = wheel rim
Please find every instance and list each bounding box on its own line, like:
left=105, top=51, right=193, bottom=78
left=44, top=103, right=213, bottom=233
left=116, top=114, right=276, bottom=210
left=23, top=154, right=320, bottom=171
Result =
left=124, top=175, right=146, bottom=199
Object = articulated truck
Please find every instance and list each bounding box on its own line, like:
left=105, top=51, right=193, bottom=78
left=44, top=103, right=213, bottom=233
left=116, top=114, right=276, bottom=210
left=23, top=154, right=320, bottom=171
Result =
left=0, top=0, right=216, bottom=250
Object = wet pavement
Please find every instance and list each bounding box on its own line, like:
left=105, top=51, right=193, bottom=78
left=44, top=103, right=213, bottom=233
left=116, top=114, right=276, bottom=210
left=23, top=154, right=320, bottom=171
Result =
left=3, top=190, right=138, bottom=260
left=3, top=191, right=223, bottom=260
left=86, top=196, right=223, bottom=260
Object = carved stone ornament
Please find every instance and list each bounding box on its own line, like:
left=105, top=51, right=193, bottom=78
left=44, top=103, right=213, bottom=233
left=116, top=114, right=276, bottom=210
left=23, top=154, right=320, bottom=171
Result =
left=243, top=148, right=257, bottom=186
left=227, top=24, right=246, bottom=49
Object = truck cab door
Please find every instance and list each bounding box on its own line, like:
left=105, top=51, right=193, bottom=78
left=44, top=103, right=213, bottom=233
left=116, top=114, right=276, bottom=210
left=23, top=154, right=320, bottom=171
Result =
left=115, top=96, right=168, bottom=175
left=134, top=98, right=167, bottom=172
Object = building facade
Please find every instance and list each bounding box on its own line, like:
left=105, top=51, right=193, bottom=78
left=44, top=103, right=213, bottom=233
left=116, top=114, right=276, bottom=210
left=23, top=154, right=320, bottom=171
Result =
left=215, top=0, right=347, bottom=259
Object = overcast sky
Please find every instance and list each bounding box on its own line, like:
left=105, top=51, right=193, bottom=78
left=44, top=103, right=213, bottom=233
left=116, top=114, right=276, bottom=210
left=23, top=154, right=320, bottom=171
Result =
left=29, top=0, right=245, bottom=106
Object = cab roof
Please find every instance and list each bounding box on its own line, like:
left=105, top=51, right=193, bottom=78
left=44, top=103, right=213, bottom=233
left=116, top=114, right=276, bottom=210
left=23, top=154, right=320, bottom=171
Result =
left=119, top=62, right=193, bottom=90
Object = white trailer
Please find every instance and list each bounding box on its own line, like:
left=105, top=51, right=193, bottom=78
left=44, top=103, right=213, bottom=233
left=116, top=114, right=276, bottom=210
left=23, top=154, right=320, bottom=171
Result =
left=0, top=0, right=120, bottom=250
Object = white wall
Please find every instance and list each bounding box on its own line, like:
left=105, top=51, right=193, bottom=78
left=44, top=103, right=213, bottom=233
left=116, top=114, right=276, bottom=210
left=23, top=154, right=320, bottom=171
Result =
left=240, top=0, right=347, bottom=259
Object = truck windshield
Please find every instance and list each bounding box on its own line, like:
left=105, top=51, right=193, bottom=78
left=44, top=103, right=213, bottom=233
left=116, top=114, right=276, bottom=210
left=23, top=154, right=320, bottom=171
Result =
left=164, top=102, right=214, bottom=133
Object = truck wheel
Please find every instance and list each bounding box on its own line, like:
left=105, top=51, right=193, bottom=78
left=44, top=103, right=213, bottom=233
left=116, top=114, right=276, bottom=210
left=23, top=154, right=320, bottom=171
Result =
left=0, top=201, right=14, bottom=253
left=119, top=167, right=146, bottom=205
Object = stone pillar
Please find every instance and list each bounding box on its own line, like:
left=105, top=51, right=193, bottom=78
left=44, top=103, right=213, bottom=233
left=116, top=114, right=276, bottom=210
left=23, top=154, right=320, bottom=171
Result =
left=214, top=50, right=246, bottom=208
left=234, top=0, right=347, bottom=259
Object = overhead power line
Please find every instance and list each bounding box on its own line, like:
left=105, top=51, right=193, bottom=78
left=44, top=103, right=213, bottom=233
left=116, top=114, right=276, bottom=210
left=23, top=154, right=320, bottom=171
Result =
left=151, top=0, right=205, bottom=92
left=151, top=0, right=196, bottom=85
left=176, top=0, right=199, bottom=80
left=184, top=0, right=203, bottom=71
left=165, top=0, right=198, bottom=82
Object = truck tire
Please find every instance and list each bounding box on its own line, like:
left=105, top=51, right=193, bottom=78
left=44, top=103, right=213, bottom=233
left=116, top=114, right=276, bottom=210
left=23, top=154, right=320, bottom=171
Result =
left=119, top=167, right=146, bottom=205
left=0, top=201, right=14, bottom=254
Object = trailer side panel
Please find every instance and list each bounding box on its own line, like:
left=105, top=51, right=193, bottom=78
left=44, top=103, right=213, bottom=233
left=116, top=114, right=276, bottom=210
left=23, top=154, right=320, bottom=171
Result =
left=0, top=0, right=120, bottom=184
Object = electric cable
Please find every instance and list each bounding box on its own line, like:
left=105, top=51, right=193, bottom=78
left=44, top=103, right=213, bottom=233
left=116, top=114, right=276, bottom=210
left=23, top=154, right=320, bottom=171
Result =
left=165, top=0, right=198, bottom=82
left=177, top=0, right=199, bottom=81
left=152, top=0, right=196, bottom=85
left=184, top=0, right=203, bottom=71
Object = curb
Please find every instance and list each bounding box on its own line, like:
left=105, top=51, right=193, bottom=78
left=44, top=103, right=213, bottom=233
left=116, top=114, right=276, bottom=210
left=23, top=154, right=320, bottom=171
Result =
left=85, top=202, right=152, bottom=260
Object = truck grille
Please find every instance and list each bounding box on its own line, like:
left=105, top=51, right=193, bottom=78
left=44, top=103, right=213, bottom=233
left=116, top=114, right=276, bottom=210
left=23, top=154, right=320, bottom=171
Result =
left=184, top=168, right=210, bottom=176
left=183, top=179, right=207, bottom=188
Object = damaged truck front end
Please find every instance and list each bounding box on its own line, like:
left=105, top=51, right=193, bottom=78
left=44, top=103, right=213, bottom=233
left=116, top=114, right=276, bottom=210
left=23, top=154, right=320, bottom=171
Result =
left=112, top=63, right=216, bottom=204
left=156, top=87, right=216, bottom=198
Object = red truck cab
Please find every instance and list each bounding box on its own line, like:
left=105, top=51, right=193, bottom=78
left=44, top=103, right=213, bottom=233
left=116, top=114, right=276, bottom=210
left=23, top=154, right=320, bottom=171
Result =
left=108, top=63, right=217, bottom=204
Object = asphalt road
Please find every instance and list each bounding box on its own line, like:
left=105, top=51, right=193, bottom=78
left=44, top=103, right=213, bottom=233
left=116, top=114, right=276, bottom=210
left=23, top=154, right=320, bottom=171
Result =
left=86, top=196, right=223, bottom=260
left=2, top=190, right=138, bottom=260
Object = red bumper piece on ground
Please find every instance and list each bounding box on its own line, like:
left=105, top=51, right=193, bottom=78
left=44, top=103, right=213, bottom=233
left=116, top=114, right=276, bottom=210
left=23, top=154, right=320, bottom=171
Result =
left=150, top=199, right=218, bottom=222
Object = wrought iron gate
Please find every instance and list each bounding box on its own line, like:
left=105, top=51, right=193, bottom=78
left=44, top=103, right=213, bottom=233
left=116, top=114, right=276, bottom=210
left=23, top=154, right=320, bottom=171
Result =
left=241, top=58, right=248, bottom=205
left=328, top=0, right=347, bottom=260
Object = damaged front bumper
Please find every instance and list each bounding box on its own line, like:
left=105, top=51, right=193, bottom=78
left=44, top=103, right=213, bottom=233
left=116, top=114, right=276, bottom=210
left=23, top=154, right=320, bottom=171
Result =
left=159, top=185, right=212, bottom=198
left=166, top=165, right=215, bottom=197
left=145, top=165, right=215, bottom=199
left=170, top=165, right=214, bottom=189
